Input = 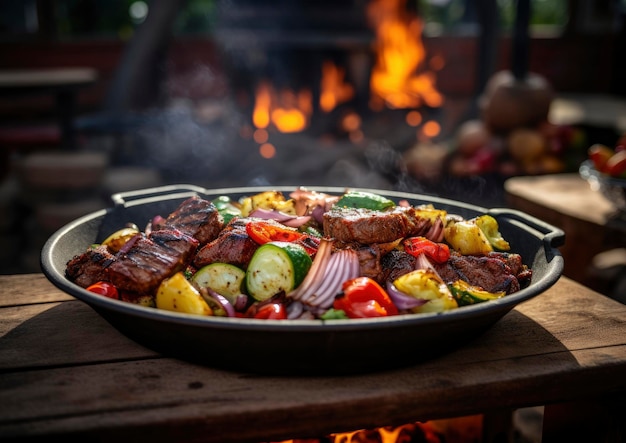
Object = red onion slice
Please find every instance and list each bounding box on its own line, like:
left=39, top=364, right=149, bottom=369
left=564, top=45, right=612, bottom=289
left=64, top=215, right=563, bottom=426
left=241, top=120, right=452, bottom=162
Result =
left=233, top=294, right=249, bottom=312
left=248, top=208, right=311, bottom=228
left=202, top=287, right=236, bottom=317
left=386, top=281, right=428, bottom=310
left=116, top=233, right=141, bottom=256
left=308, top=252, right=347, bottom=307
left=288, top=238, right=334, bottom=301
left=314, top=249, right=360, bottom=309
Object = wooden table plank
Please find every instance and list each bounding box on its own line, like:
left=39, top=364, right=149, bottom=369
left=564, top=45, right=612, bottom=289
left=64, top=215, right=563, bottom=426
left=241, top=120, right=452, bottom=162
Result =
left=0, top=274, right=75, bottom=307
left=2, top=274, right=626, bottom=442
left=1, top=345, right=625, bottom=443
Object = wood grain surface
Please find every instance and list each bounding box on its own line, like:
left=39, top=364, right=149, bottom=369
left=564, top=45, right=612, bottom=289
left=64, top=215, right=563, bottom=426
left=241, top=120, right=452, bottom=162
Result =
left=1, top=274, right=626, bottom=442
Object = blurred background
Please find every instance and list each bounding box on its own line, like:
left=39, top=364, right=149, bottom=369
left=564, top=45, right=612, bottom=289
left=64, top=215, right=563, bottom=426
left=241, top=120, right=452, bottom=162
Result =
left=1, top=0, right=625, bottom=278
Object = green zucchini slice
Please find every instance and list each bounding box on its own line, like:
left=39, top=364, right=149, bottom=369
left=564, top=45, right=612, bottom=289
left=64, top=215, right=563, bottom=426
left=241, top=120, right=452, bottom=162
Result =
left=246, top=242, right=312, bottom=301
left=191, top=263, right=246, bottom=305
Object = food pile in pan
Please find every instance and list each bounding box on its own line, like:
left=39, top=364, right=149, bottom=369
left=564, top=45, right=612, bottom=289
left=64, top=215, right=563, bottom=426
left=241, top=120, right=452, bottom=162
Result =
left=65, top=188, right=532, bottom=320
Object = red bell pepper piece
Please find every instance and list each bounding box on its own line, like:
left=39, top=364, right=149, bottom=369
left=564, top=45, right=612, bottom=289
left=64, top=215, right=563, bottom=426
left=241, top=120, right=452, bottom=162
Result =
left=333, top=277, right=398, bottom=318
left=246, top=221, right=305, bottom=245
left=403, top=237, right=450, bottom=264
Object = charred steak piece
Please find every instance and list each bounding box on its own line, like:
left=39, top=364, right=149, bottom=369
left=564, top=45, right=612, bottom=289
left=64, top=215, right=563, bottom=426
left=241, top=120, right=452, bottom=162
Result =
left=194, top=218, right=261, bottom=270
left=380, top=250, right=418, bottom=285
left=65, top=245, right=116, bottom=288
left=106, top=231, right=199, bottom=295
left=433, top=252, right=528, bottom=294
left=156, top=196, right=224, bottom=245
left=323, top=206, right=431, bottom=244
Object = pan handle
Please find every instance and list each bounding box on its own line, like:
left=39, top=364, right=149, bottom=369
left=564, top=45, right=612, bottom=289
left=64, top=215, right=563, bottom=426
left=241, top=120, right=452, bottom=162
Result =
left=488, top=208, right=566, bottom=249
left=111, top=184, right=207, bottom=206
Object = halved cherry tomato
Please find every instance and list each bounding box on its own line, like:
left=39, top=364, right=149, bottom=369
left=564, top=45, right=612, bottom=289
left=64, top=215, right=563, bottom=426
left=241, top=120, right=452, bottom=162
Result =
left=334, top=277, right=398, bottom=318
left=403, top=237, right=450, bottom=263
left=86, top=281, right=119, bottom=299
left=246, top=221, right=305, bottom=245
left=251, top=302, right=288, bottom=319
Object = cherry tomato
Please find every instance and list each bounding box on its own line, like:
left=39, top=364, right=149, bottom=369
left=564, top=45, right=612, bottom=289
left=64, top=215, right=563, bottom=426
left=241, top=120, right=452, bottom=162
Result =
left=246, top=221, right=305, bottom=245
left=251, top=302, right=288, bottom=320
left=588, top=144, right=614, bottom=173
left=86, top=281, right=119, bottom=299
left=333, top=277, right=398, bottom=318
left=403, top=237, right=450, bottom=263
left=606, top=150, right=626, bottom=178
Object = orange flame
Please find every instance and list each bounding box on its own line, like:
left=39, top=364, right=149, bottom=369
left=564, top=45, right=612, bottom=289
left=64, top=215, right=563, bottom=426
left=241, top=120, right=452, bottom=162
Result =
left=320, top=61, right=355, bottom=113
left=253, top=82, right=312, bottom=133
left=367, top=0, right=443, bottom=110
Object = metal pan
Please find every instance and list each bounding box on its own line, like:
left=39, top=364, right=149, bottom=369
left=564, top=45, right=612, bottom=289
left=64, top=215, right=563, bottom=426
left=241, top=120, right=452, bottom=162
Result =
left=41, top=185, right=564, bottom=375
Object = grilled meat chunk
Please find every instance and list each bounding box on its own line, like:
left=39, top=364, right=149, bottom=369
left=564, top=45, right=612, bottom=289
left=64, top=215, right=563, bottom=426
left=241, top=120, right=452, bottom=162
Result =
left=193, top=218, right=260, bottom=269
left=107, top=230, right=199, bottom=295
left=323, top=206, right=431, bottom=244
left=156, top=196, right=224, bottom=245
left=433, top=252, right=527, bottom=294
left=380, top=250, right=418, bottom=284
left=65, top=245, right=116, bottom=288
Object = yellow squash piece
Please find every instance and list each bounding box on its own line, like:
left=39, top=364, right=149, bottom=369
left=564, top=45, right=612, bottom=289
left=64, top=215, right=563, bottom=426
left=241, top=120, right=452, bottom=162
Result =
left=393, top=269, right=458, bottom=313
left=156, top=272, right=213, bottom=316
left=414, top=204, right=447, bottom=223
left=240, top=190, right=296, bottom=217
left=444, top=219, right=493, bottom=255
left=475, top=215, right=510, bottom=251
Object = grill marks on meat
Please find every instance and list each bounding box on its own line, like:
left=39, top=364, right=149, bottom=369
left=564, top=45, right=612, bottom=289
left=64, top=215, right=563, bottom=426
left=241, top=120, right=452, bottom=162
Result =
left=193, top=218, right=260, bottom=270
left=323, top=206, right=432, bottom=244
left=65, top=196, right=217, bottom=293
left=107, top=231, right=199, bottom=294
left=156, top=196, right=223, bottom=245
left=433, top=252, right=529, bottom=294
left=65, top=245, right=116, bottom=288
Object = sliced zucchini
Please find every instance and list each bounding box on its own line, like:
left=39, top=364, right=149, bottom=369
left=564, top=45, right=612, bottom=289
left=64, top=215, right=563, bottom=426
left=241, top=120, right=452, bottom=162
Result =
left=246, top=241, right=312, bottom=301
left=156, top=272, right=213, bottom=316
left=449, top=280, right=505, bottom=306
left=191, top=263, right=246, bottom=305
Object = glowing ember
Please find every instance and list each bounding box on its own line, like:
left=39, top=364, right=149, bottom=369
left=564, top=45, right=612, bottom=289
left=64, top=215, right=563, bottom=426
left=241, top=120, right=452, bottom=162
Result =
left=421, top=120, right=441, bottom=138
left=367, top=0, right=443, bottom=110
left=259, top=142, right=276, bottom=159
left=266, top=421, right=446, bottom=443
left=320, top=61, right=355, bottom=113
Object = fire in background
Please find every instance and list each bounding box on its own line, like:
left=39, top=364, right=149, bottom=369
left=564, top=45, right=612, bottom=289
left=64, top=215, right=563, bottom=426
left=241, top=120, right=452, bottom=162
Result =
left=244, top=0, right=444, bottom=158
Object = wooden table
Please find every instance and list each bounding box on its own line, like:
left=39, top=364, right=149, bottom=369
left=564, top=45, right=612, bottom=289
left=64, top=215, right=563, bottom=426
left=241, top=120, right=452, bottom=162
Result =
left=505, top=173, right=626, bottom=289
left=0, top=68, right=98, bottom=149
left=2, top=274, right=626, bottom=442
